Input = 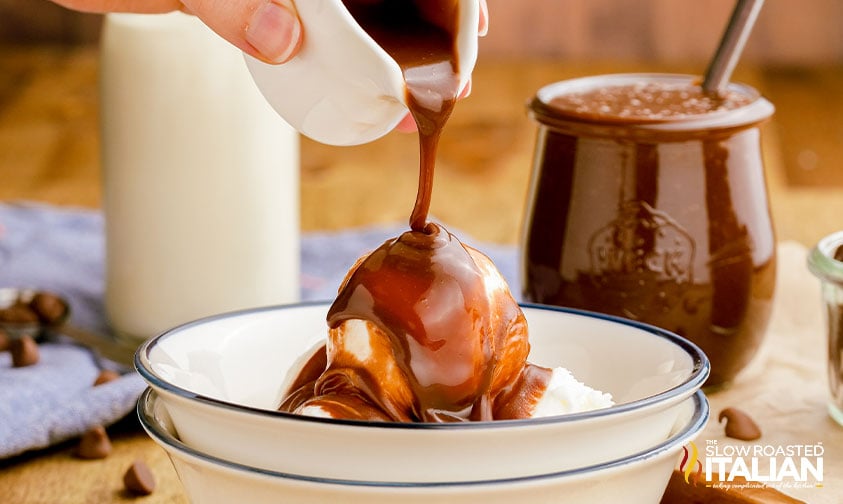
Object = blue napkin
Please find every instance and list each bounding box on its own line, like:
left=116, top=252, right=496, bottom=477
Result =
left=0, top=202, right=518, bottom=458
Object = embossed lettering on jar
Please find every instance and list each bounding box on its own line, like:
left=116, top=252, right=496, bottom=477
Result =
left=521, top=74, right=776, bottom=387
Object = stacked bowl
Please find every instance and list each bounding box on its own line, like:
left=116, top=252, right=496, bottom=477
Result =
left=135, top=302, right=710, bottom=503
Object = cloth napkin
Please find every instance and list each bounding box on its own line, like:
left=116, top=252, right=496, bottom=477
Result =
left=0, top=202, right=519, bottom=458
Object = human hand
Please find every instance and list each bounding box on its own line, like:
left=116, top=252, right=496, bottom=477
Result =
left=50, top=0, right=302, bottom=64
left=51, top=0, right=487, bottom=67
left=395, top=0, right=489, bottom=132
left=52, top=0, right=487, bottom=132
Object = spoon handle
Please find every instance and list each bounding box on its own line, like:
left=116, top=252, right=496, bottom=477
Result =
left=59, top=324, right=138, bottom=366
left=702, top=0, right=766, bottom=94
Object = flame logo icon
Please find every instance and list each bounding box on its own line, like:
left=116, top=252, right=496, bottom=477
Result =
left=679, top=441, right=703, bottom=485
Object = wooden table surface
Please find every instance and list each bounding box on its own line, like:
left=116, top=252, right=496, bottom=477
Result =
left=1, top=44, right=843, bottom=503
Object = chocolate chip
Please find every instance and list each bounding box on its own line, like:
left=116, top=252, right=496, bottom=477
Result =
left=74, top=425, right=112, bottom=459
left=10, top=336, right=39, bottom=367
left=123, top=459, right=156, bottom=496
left=0, top=303, right=39, bottom=324
left=29, top=292, right=68, bottom=325
left=719, top=407, right=762, bottom=441
left=834, top=244, right=843, bottom=262
left=0, top=328, right=10, bottom=352
left=93, top=369, right=121, bottom=386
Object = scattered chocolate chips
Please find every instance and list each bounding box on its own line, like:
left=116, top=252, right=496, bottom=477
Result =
left=0, top=289, right=69, bottom=328
left=719, top=407, right=762, bottom=441
left=30, top=291, right=68, bottom=325
left=123, top=459, right=156, bottom=496
left=93, top=369, right=121, bottom=386
left=0, top=303, right=39, bottom=324
left=10, top=336, right=39, bottom=367
left=0, top=328, right=10, bottom=352
left=74, top=425, right=112, bottom=459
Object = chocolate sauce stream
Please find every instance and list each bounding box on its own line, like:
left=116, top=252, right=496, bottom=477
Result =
left=343, top=0, right=461, bottom=231
left=409, top=92, right=454, bottom=232
left=279, top=2, right=551, bottom=423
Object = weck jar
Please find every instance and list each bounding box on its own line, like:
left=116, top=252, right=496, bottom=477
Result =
left=521, top=74, right=776, bottom=387
left=807, top=230, right=843, bottom=426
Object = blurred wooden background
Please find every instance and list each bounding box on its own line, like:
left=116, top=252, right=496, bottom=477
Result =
left=1, top=4, right=842, bottom=499
left=1, top=0, right=843, bottom=247
left=3, top=0, right=843, bottom=64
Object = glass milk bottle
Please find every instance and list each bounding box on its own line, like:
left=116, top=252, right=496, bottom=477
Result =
left=100, top=12, right=299, bottom=344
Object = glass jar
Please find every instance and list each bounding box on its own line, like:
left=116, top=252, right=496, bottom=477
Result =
left=807, top=230, right=843, bottom=426
left=521, top=74, right=776, bottom=387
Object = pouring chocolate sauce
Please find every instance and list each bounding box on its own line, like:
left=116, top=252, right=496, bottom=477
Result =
left=341, top=0, right=462, bottom=232
left=280, top=1, right=552, bottom=422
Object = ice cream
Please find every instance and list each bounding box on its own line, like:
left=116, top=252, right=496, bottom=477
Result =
left=277, top=1, right=611, bottom=422
left=279, top=223, right=613, bottom=422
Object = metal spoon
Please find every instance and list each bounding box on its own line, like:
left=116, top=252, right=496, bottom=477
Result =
left=55, top=324, right=138, bottom=367
left=0, top=287, right=136, bottom=366
left=702, top=0, right=766, bottom=94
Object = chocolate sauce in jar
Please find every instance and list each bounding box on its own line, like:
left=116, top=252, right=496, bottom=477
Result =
left=522, top=75, right=776, bottom=387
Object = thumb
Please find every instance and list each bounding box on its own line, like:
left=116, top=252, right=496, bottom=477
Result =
left=182, top=0, right=303, bottom=64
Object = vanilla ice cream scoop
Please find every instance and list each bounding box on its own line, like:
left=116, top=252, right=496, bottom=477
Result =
left=280, top=224, right=613, bottom=422
left=530, top=367, right=614, bottom=418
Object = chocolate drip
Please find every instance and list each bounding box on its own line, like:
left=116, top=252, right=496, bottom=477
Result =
left=328, top=225, right=496, bottom=420
left=282, top=225, right=551, bottom=422
left=343, top=0, right=461, bottom=231
left=278, top=2, right=552, bottom=423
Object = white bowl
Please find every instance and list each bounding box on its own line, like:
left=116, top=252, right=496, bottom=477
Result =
left=136, top=302, right=709, bottom=482
left=139, top=387, right=708, bottom=504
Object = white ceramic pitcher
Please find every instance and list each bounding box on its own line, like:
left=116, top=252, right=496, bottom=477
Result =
left=245, top=0, right=480, bottom=146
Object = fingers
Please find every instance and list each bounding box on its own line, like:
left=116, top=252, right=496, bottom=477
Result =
left=183, top=0, right=302, bottom=64
left=395, top=114, right=418, bottom=133
left=50, top=0, right=181, bottom=14
left=459, top=79, right=473, bottom=99
left=244, top=0, right=303, bottom=63
left=53, top=0, right=303, bottom=64
left=478, top=0, right=488, bottom=36
left=54, top=0, right=478, bottom=66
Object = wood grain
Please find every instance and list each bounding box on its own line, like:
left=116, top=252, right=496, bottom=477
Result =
left=480, top=0, right=843, bottom=65
left=5, top=0, right=843, bottom=64
left=1, top=45, right=843, bottom=502
left=2, top=45, right=843, bottom=248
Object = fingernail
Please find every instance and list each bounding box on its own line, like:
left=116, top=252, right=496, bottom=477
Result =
left=246, top=0, right=301, bottom=64
left=459, top=79, right=473, bottom=99
left=478, top=1, right=489, bottom=37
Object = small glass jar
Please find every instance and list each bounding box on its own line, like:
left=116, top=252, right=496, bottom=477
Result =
left=807, top=230, right=843, bottom=426
left=521, top=74, right=776, bottom=387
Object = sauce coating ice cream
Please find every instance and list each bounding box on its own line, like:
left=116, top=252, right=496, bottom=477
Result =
left=281, top=224, right=557, bottom=421
left=279, top=0, right=613, bottom=422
